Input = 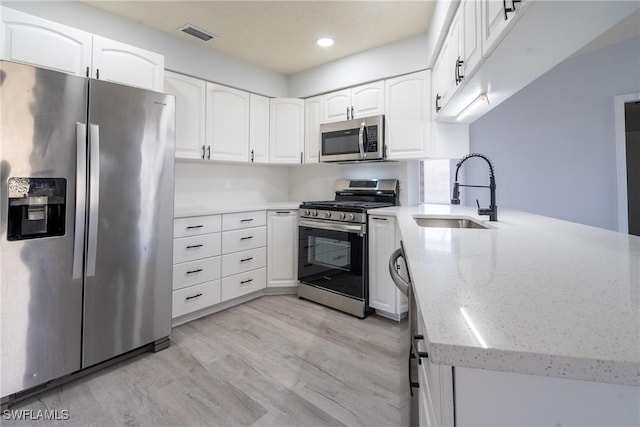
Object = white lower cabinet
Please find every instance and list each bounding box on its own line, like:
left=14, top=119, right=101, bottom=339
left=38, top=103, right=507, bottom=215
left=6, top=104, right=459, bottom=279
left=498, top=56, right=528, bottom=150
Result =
left=221, top=268, right=267, bottom=301
left=267, top=210, right=298, bottom=288
left=172, top=214, right=222, bottom=320
left=368, top=214, right=407, bottom=319
left=220, top=211, right=267, bottom=301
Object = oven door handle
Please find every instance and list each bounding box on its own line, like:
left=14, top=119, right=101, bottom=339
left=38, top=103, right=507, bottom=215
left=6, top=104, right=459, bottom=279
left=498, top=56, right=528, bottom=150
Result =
left=299, top=219, right=366, bottom=235
left=389, top=247, right=410, bottom=296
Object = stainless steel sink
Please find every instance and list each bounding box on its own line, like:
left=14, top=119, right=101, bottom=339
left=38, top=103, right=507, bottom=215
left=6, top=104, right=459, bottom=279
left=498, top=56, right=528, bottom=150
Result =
left=413, top=217, right=489, bottom=229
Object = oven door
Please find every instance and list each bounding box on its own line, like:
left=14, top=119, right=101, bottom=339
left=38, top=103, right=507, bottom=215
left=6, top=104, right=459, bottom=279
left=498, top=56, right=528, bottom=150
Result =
left=298, top=219, right=366, bottom=300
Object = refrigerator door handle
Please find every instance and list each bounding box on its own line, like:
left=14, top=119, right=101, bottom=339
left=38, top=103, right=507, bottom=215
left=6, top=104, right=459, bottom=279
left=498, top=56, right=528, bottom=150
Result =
left=73, top=123, right=87, bottom=279
left=87, top=124, right=100, bottom=277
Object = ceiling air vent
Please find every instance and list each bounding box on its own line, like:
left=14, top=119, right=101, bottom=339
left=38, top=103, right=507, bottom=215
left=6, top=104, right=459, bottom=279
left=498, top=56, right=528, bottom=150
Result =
left=179, top=24, right=216, bottom=42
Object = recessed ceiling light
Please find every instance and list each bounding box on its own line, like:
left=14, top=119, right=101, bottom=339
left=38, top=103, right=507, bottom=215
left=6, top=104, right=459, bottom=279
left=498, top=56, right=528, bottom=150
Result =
left=316, top=37, right=335, bottom=47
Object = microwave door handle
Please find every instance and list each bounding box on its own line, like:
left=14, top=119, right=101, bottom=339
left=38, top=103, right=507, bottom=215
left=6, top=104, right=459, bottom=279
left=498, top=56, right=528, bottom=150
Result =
left=358, top=122, right=367, bottom=159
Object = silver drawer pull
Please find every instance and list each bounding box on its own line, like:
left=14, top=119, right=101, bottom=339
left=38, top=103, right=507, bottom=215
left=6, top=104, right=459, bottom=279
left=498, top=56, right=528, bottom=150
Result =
left=186, top=268, right=203, bottom=274
left=240, top=279, right=253, bottom=285
left=240, top=257, right=253, bottom=262
left=186, top=244, right=203, bottom=249
left=187, top=225, right=204, bottom=229
left=240, top=236, right=254, bottom=241
left=185, top=293, right=203, bottom=301
left=240, top=218, right=254, bottom=223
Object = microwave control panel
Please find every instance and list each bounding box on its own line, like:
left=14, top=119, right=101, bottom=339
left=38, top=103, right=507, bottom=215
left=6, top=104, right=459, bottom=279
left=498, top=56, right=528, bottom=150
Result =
left=366, top=126, right=378, bottom=152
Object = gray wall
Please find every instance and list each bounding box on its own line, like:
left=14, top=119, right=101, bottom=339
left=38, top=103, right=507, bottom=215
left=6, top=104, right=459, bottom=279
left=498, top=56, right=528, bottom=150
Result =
left=465, top=36, right=640, bottom=230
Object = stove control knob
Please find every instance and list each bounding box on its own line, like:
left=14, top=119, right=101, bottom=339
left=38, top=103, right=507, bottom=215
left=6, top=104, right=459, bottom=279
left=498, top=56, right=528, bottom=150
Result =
left=339, top=212, right=346, bottom=220
left=348, top=213, right=355, bottom=221
left=311, top=210, right=318, bottom=217
left=325, top=211, right=332, bottom=218
left=304, top=209, right=310, bottom=216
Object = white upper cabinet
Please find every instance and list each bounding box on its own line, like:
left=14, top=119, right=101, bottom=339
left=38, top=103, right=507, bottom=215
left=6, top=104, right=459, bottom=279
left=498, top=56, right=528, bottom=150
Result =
left=0, top=7, right=164, bottom=92
left=462, top=0, right=483, bottom=79
left=164, top=71, right=206, bottom=160
left=91, top=35, right=164, bottom=91
left=481, top=0, right=517, bottom=57
left=385, top=70, right=431, bottom=160
left=249, top=94, right=270, bottom=164
left=321, top=81, right=385, bottom=123
left=270, top=98, right=304, bottom=164
left=351, top=81, right=385, bottom=118
left=321, top=89, right=351, bottom=123
left=304, top=96, right=322, bottom=163
left=206, top=83, right=251, bottom=162
left=0, top=7, right=92, bottom=77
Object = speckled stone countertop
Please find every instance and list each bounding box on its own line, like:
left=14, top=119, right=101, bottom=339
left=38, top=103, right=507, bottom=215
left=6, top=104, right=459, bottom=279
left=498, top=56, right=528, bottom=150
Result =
left=174, top=202, right=301, bottom=218
left=370, top=205, right=640, bottom=386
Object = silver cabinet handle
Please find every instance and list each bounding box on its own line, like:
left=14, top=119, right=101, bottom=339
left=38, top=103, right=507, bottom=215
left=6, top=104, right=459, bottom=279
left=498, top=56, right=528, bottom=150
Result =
left=87, top=124, right=100, bottom=277
left=72, top=122, right=87, bottom=279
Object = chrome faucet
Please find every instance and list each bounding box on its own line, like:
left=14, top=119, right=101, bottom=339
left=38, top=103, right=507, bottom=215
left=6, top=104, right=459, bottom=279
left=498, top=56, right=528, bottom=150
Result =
left=451, top=153, right=498, bottom=221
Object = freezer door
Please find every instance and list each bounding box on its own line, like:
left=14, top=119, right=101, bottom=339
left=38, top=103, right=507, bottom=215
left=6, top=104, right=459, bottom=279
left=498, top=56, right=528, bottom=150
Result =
left=82, top=79, right=174, bottom=368
left=0, top=61, right=87, bottom=396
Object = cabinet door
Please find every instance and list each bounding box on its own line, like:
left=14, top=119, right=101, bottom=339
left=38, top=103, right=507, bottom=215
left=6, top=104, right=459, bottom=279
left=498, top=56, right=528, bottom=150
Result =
left=462, top=0, right=483, bottom=79
left=481, top=0, right=515, bottom=56
left=206, top=83, right=250, bottom=162
left=385, top=71, right=432, bottom=160
left=92, top=35, right=164, bottom=91
left=368, top=215, right=400, bottom=314
left=269, top=98, right=304, bottom=164
left=165, top=71, right=206, bottom=160
left=321, top=88, right=351, bottom=123
left=304, top=96, right=322, bottom=163
left=448, top=8, right=464, bottom=92
left=0, top=7, right=92, bottom=76
left=249, top=94, right=270, bottom=163
left=431, top=48, right=446, bottom=117
left=267, top=210, right=298, bottom=287
left=351, top=81, right=385, bottom=119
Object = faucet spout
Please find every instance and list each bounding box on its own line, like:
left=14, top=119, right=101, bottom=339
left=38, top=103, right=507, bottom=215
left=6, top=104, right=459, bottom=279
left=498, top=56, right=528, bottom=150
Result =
left=451, top=153, right=498, bottom=221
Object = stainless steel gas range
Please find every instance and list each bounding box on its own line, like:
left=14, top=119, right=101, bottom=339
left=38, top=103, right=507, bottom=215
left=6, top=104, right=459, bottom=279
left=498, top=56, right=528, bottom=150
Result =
left=297, top=179, right=399, bottom=318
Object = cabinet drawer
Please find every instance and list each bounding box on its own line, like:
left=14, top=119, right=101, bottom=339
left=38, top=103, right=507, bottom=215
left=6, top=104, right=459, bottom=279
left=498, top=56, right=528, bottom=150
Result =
left=222, top=210, right=266, bottom=231
left=221, top=247, right=267, bottom=277
left=174, top=215, right=221, bottom=238
left=173, top=257, right=221, bottom=291
left=172, top=280, right=221, bottom=318
left=221, top=268, right=266, bottom=301
left=173, top=233, right=221, bottom=264
left=222, top=227, right=266, bottom=253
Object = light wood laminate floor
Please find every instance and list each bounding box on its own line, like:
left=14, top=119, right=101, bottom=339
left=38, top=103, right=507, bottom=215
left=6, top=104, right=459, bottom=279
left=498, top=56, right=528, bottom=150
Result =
left=5, top=296, right=409, bottom=426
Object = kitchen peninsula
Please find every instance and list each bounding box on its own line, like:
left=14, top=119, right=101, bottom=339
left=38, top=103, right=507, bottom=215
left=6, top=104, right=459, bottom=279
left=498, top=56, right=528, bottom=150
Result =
left=373, top=204, right=640, bottom=425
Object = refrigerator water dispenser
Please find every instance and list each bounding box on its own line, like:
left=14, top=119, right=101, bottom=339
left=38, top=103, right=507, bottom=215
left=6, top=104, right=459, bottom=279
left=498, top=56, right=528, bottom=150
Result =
left=7, top=177, right=66, bottom=241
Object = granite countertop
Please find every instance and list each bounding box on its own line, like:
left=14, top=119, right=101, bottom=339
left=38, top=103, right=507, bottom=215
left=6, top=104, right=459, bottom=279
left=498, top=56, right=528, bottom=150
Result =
left=371, top=204, right=640, bottom=386
left=174, top=201, right=301, bottom=218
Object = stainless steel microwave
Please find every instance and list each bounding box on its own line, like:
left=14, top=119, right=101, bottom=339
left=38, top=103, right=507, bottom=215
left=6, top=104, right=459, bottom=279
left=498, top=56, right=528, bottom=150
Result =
left=320, top=115, right=385, bottom=162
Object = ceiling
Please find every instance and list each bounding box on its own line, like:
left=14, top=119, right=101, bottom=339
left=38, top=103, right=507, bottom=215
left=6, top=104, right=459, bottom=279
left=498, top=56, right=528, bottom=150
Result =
left=83, top=1, right=436, bottom=75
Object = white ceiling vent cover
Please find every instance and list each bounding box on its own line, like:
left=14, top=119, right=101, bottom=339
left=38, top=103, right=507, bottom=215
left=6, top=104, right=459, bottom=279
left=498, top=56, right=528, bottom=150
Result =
left=179, top=24, right=216, bottom=42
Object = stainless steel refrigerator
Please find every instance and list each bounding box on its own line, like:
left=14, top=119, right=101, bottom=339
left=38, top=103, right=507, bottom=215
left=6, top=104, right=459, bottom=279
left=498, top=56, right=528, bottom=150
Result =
left=0, top=60, right=175, bottom=400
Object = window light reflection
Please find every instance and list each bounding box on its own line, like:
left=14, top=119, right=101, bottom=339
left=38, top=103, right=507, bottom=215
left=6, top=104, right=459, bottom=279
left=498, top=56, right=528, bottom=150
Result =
left=460, top=307, right=488, bottom=348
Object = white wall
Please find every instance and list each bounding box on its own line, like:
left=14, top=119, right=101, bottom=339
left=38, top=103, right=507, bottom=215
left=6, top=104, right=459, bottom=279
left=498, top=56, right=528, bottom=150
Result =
left=2, top=1, right=288, bottom=97
left=288, top=161, right=420, bottom=206
left=464, top=36, right=640, bottom=230
left=174, top=161, right=290, bottom=209
left=288, top=0, right=460, bottom=98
